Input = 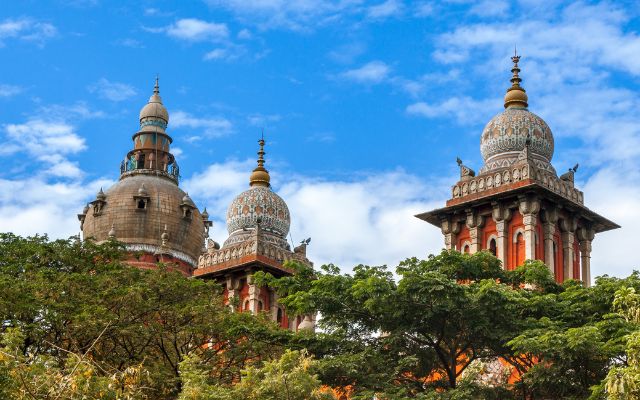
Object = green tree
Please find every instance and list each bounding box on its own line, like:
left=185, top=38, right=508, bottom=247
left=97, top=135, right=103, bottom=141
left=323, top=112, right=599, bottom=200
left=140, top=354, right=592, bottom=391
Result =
left=179, top=349, right=336, bottom=400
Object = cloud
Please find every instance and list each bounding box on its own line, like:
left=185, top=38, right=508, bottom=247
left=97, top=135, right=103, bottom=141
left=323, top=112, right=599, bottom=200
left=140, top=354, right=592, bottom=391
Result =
left=247, top=113, right=281, bottom=127
left=0, top=17, right=56, bottom=46
left=204, top=0, right=364, bottom=31
left=0, top=177, right=110, bottom=239
left=468, top=0, right=509, bottom=17
left=162, top=18, right=229, bottom=42
left=0, top=84, right=23, bottom=97
left=171, top=110, right=233, bottom=138
left=367, top=0, right=403, bottom=19
left=184, top=159, right=448, bottom=270
left=116, top=38, right=144, bottom=48
left=406, top=97, right=497, bottom=125
left=87, top=78, right=137, bottom=102
left=340, top=61, right=391, bottom=84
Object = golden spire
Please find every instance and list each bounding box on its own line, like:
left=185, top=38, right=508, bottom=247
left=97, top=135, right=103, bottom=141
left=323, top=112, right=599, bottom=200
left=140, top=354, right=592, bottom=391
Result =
left=249, top=137, right=271, bottom=187
left=504, top=50, right=528, bottom=109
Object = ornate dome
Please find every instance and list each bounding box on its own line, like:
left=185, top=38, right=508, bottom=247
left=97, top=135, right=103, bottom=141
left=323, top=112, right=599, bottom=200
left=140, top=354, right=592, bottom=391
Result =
left=226, top=186, right=291, bottom=237
left=480, top=108, right=554, bottom=162
left=479, top=54, right=555, bottom=173
left=224, top=138, right=291, bottom=240
left=139, top=77, right=169, bottom=131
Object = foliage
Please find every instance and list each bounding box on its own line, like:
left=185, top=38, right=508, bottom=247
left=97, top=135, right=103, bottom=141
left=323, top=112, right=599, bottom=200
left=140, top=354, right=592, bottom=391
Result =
left=0, top=233, right=288, bottom=399
left=179, top=349, right=336, bottom=400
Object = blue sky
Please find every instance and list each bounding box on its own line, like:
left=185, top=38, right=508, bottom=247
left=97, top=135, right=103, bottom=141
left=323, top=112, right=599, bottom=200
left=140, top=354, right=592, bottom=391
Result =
left=0, top=0, right=639, bottom=279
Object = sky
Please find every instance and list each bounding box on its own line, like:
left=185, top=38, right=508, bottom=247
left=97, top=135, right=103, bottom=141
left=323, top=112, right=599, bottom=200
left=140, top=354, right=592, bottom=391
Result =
left=0, top=0, right=639, bottom=280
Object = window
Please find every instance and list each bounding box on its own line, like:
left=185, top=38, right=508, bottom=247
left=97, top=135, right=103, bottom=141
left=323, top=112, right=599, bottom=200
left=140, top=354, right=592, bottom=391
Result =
left=277, top=308, right=283, bottom=324
left=257, top=301, right=263, bottom=311
left=137, top=200, right=146, bottom=209
left=516, top=232, right=525, bottom=267
left=137, top=154, right=145, bottom=169
left=489, top=238, right=497, bottom=256
left=244, top=300, right=250, bottom=312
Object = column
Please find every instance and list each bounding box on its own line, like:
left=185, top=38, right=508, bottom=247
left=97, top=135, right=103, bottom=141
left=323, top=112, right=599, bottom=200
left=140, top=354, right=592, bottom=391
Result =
left=247, top=274, right=260, bottom=314
left=577, top=227, right=595, bottom=287
left=541, top=207, right=559, bottom=276
left=492, top=202, right=512, bottom=266
left=466, top=209, right=484, bottom=254
left=225, top=275, right=239, bottom=312
left=518, top=195, right=540, bottom=261
left=560, top=217, right=577, bottom=280
left=440, top=217, right=460, bottom=251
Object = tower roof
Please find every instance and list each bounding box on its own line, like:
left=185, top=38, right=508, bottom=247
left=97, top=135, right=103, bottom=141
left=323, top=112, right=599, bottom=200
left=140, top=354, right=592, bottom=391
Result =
left=249, top=138, right=271, bottom=187
left=504, top=52, right=529, bottom=109
left=139, top=77, right=169, bottom=132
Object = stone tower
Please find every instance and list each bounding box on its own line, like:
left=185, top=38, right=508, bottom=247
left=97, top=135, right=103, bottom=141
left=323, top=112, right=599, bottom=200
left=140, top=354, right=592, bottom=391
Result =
left=416, top=55, right=619, bottom=286
left=78, top=79, right=211, bottom=275
left=194, top=139, right=315, bottom=331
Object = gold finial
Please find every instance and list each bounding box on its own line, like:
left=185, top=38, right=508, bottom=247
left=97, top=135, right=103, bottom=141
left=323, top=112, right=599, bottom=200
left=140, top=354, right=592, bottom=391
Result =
left=249, top=136, right=271, bottom=187
left=504, top=51, right=528, bottom=109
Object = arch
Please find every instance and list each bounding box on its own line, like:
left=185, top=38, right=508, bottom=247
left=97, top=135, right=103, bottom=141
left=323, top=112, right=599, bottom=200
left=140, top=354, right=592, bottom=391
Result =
left=462, top=242, right=471, bottom=254
left=512, top=227, right=525, bottom=243
left=243, top=299, right=250, bottom=312
left=486, top=234, right=498, bottom=256
left=515, top=232, right=525, bottom=268
left=257, top=300, right=263, bottom=312
left=276, top=307, right=283, bottom=324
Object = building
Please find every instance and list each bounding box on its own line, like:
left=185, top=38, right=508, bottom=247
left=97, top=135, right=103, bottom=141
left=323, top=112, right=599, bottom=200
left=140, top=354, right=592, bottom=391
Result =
left=78, top=80, right=313, bottom=330
left=194, top=138, right=315, bottom=331
left=415, top=55, right=619, bottom=286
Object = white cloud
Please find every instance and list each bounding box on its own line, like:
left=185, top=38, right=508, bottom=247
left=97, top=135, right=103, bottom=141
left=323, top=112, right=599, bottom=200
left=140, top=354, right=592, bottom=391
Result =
left=340, top=61, right=391, bottom=84
left=0, top=17, right=56, bottom=46
left=367, top=0, right=403, bottom=19
left=406, top=97, right=497, bottom=125
left=87, top=78, right=137, bottom=102
left=0, top=177, right=110, bottom=239
left=204, top=0, right=364, bottom=31
left=164, top=18, right=229, bottom=42
left=171, top=110, right=233, bottom=138
left=247, top=113, right=281, bottom=127
left=468, top=0, right=509, bottom=17
left=184, top=159, right=448, bottom=270
left=0, top=84, right=23, bottom=97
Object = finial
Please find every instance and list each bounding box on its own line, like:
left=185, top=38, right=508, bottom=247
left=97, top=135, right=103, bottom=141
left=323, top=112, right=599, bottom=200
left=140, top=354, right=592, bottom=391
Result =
left=504, top=51, right=528, bottom=109
left=161, top=224, right=169, bottom=246
left=249, top=136, right=271, bottom=187
left=154, top=75, right=160, bottom=95
left=108, top=224, right=116, bottom=239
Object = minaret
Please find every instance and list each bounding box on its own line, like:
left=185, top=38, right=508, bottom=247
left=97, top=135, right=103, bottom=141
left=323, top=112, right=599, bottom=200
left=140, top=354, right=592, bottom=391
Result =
left=415, top=55, right=619, bottom=286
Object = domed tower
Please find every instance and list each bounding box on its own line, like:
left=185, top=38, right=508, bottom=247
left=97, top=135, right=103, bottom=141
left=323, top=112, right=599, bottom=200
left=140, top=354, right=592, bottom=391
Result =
left=194, top=139, right=315, bottom=331
left=416, top=54, right=619, bottom=286
left=78, top=79, right=212, bottom=275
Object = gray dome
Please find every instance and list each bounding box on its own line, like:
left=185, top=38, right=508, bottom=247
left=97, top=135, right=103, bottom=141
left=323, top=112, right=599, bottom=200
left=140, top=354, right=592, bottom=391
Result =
left=82, top=174, right=205, bottom=266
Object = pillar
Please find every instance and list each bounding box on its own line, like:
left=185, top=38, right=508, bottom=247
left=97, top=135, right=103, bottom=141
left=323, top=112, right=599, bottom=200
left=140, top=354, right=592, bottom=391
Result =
left=577, top=227, right=595, bottom=287
left=492, top=202, right=512, bottom=267
left=518, top=195, right=540, bottom=261
left=247, top=274, right=260, bottom=314
left=560, top=217, right=577, bottom=280
left=466, top=209, right=484, bottom=254
left=225, top=275, right=239, bottom=312
left=541, top=207, right=559, bottom=276
left=440, top=217, right=460, bottom=251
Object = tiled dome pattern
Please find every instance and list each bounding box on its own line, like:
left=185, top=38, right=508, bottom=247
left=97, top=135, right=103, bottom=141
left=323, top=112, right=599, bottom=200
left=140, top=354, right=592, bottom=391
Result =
left=480, top=108, right=554, bottom=163
left=226, top=186, right=290, bottom=237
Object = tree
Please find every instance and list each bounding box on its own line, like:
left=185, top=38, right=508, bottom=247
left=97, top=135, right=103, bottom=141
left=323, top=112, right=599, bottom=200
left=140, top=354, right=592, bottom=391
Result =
left=179, top=349, right=337, bottom=400
left=0, top=233, right=289, bottom=398
left=255, top=251, right=552, bottom=398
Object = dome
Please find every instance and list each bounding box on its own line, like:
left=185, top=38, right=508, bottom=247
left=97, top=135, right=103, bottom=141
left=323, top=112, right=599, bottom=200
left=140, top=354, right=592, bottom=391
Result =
left=480, top=108, right=554, bottom=163
left=226, top=186, right=291, bottom=237
left=139, top=78, right=169, bottom=129
left=82, top=174, right=206, bottom=266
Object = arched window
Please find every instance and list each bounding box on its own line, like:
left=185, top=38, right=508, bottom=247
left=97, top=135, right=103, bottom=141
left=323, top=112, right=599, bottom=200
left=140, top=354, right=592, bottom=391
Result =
left=257, top=301, right=263, bottom=312
left=516, top=232, right=525, bottom=267
left=489, top=238, right=497, bottom=256
left=277, top=308, right=283, bottom=324
left=244, top=300, right=250, bottom=312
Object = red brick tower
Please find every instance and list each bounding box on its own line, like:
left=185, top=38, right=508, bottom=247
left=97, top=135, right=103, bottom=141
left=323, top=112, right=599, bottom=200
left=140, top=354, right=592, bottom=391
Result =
left=194, top=139, right=315, bottom=331
left=416, top=55, right=619, bottom=286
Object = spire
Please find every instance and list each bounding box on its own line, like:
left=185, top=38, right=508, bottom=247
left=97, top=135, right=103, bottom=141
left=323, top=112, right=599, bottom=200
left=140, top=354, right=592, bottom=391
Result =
left=153, top=75, right=160, bottom=95
left=249, top=137, right=271, bottom=188
left=504, top=50, right=529, bottom=109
